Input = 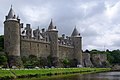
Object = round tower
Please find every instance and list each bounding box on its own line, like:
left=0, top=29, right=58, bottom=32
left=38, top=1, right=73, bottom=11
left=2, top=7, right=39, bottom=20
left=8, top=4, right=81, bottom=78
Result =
left=71, top=27, right=82, bottom=66
left=4, top=6, right=22, bottom=68
left=47, top=19, right=59, bottom=67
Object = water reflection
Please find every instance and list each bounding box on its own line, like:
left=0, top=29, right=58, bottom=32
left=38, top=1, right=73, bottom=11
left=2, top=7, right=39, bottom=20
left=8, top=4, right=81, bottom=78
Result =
left=17, top=72, right=120, bottom=80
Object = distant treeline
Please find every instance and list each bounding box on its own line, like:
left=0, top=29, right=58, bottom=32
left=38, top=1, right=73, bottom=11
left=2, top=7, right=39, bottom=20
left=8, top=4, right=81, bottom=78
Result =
left=85, top=49, right=120, bottom=65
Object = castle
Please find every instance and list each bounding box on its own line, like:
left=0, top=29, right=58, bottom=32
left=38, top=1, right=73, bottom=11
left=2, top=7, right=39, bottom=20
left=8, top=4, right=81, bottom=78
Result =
left=4, top=6, right=82, bottom=67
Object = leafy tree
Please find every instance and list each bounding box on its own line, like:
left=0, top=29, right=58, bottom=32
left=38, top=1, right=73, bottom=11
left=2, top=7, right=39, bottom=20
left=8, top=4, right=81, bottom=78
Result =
left=21, top=56, right=28, bottom=64
left=84, top=49, right=90, bottom=53
left=110, top=50, right=120, bottom=64
left=69, top=59, right=78, bottom=67
left=89, top=49, right=120, bottom=65
left=90, top=49, right=100, bottom=54
left=62, top=58, right=70, bottom=68
left=0, top=35, right=4, bottom=51
left=22, top=55, right=39, bottom=68
left=0, top=54, right=7, bottom=67
left=47, top=55, right=55, bottom=67
left=38, top=57, right=47, bottom=67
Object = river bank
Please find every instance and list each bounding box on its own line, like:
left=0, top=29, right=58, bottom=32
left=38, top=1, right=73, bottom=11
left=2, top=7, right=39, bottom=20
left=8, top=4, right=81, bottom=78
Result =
left=0, top=68, right=111, bottom=79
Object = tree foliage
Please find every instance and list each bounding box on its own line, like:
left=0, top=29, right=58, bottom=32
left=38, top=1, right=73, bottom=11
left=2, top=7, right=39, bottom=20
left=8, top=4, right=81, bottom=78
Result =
left=89, top=49, right=120, bottom=65
left=0, top=54, right=7, bottom=67
left=0, top=35, right=4, bottom=51
left=107, top=50, right=120, bottom=64
left=22, top=55, right=39, bottom=68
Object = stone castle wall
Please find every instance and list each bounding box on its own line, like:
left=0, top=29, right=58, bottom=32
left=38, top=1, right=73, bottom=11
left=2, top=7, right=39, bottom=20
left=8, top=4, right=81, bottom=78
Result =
left=59, top=45, right=74, bottom=59
left=21, top=37, right=74, bottom=59
left=21, top=38, right=50, bottom=58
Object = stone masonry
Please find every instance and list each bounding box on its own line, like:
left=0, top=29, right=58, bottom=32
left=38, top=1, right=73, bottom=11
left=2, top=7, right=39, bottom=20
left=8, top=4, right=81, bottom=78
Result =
left=4, top=6, right=83, bottom=67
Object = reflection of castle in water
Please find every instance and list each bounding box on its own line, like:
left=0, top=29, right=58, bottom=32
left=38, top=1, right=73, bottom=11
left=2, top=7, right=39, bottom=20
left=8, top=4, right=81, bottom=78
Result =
left=4, top=6, right=82, bottom=67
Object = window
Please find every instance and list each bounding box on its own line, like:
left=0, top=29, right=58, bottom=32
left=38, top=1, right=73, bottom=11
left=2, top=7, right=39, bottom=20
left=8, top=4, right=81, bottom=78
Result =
left=37, top=44, right=39, bottom=47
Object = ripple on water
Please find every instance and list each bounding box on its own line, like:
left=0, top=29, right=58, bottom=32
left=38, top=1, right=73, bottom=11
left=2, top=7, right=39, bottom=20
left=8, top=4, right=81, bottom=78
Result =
left=17, top=72, right=120, bottom=80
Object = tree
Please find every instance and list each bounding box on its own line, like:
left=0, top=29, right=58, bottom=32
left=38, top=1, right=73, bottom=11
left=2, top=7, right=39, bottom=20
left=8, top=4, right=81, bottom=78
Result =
left=38, top=57, right=47, bottom=67
left=0, top=54, right=7, bottom=67
left=21, top=56, right=28, bottom=64
left=47, top=55, right=53, bottom=67
left=22, top=55, right=39, bottom=68
left=69, top=59, right=78, bottom=67
left=62, top=58, right=70, bottom=68
left=0, top=35, right=4, bottom=51
left=84, top=49, right=90, bottom=53
left=90, top=49, right=100, bottom=54
left=110, top=50, right=120, bottom=64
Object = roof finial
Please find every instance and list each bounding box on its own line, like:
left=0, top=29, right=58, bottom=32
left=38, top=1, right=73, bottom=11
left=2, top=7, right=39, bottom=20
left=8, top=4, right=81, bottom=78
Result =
left=38, top=26, right=39, bottom=30
left=75, top=25, right=76, bottom=28
left=48, top=18, right=54, bottom=30
left=50, top=18, right=53, bottom=24
left=11, top=5, right=12, bottom=8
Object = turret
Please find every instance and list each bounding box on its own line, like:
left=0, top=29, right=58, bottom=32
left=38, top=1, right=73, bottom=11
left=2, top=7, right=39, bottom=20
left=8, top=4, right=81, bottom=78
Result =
left=71, top=27, right=82, bottom=66
left=4, top=6, right=22, bottom=68
left=47, top=19, right=59, bottom=67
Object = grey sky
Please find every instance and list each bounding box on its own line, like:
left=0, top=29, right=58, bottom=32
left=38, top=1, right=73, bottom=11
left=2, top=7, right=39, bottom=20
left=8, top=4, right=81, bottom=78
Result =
left=0, top=0, right=120, bottom=50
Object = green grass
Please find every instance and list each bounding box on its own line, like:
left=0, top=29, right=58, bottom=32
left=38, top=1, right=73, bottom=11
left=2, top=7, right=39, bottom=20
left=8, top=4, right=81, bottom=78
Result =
left=0, top=70, right=14, bottom=77
left=0, top=68, right=111, bottom=79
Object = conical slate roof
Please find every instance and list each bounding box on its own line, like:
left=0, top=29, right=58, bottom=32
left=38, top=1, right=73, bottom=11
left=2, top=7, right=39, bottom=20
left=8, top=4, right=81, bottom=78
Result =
left=48, top=19, right=54, bottom=30
left=71, top=27, right=80, bottom=37
left=7, top=5, right=17, bottom=20
left=48, top=19, right=57, bottom=31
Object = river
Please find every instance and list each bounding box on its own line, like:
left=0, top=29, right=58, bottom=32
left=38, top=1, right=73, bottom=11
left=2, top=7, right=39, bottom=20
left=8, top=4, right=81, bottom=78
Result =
left=17, top=72, right=120, bottom=80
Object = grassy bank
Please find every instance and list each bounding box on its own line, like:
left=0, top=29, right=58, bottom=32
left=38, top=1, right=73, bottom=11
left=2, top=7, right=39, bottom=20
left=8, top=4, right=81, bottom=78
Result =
left=0, top=68, right=111, bottom=79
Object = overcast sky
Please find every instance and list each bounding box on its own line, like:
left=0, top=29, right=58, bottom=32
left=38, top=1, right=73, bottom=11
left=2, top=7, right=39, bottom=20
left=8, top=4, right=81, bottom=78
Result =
left=0, top=0, right=120, bottom=50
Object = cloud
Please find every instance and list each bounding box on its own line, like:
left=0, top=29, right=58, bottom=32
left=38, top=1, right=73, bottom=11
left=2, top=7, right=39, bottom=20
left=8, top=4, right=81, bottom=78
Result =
left=76, top=0, right=120, bottom=50
left=0, top=0, right=120, bottom=50
left=21, top=5, right=51, bottom=23
left=105, top=1, right=120, bottom=19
